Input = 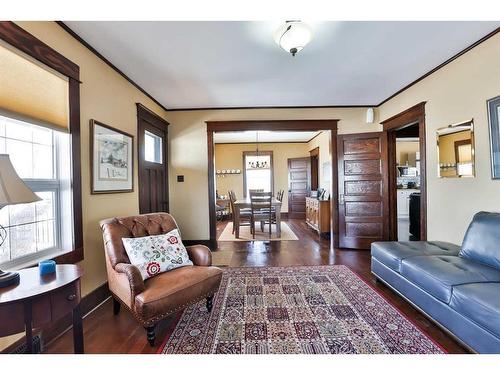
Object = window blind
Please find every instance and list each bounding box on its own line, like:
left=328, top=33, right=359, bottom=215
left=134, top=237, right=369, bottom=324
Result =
left=0, top=40, right=69, bottom=132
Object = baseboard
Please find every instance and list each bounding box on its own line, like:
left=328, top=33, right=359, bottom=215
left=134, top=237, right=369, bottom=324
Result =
left=184, top=239, right=216, bottom=249
left=1, top=282, right=111, bottom=353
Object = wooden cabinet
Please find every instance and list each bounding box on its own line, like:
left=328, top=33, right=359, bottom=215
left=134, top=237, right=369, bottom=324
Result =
left=305, top=197, right=330, bottom=236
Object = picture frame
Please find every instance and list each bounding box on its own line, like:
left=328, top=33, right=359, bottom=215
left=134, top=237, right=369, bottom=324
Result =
left=90, top=119, right=134, bottom=194
left=487, top=95, right=500, bottom=179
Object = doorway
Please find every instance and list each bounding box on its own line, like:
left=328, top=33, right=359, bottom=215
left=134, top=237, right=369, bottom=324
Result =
left=137, top=103, right=169, bottom=214
left=287, top=157, right=311, bottom=219
left=381, top=102, right=427, bottom=241
left=206, top=120, right=338, bottom=249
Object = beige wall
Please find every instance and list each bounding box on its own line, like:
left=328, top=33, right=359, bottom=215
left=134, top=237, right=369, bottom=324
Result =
left=13, top=22, right=168, bottom=296
left=307, top=131, right=332, bottom=191
left=215, top=143, right=310, bottom=211
left=166, top=108, right=376, bottom=240
left=396, top=141, right=419, bottom=166
left=379, top=33, right=500, bottom=244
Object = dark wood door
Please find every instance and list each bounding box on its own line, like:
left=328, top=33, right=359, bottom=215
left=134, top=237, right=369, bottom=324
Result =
left=137, top=104, right=169, bottom=214
left=337, top=132, right=389, bottom=249
left=288, top=157, right=310, bottom=219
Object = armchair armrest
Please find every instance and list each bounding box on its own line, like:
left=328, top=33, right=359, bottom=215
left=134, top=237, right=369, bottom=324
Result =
left=115, top=263, right=145, bottom=295
left=186, top=245, right=212, bottom=266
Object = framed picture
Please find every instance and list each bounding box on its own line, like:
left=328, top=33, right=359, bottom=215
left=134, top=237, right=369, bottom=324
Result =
left=90, top=119, right=134, bottom=193
left=487, top=95, right=500, bottom=179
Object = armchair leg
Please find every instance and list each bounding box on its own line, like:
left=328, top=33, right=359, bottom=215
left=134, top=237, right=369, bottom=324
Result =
left=206, top=295, right=214, bottom=313
left=145, top=325, right=156, bottom=347
left=112, top=298, right=121, bottom=315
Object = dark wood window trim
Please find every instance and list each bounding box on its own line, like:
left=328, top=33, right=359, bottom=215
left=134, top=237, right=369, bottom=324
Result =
left=0, top=21, right=83, bottom=264
left=207, top=120, right=338, bottom=249
left=381, top=102, right=427, bottom=241
left=242, top=151, right=274, bottom=198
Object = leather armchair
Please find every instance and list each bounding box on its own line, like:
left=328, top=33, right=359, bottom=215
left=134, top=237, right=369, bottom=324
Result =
left=100, top=212, right=222, bottom=346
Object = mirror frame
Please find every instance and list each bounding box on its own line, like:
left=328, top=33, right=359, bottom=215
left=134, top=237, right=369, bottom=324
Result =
left=436, top=119, right=475, bottom=178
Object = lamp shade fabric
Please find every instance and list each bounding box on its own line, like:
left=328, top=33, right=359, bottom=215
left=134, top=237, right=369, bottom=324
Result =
left=0, top=41, right=69, bottom=132
left=0, top=154, right=41, bottom=206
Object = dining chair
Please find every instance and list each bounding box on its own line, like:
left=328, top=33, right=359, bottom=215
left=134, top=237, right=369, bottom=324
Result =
left=248, top=189, right=264, bottom=195
left=249, top=191, right=273, bottom=238
left=228, top=190, right=253, bottom=235
left=277, top=189, right=284, bottom=202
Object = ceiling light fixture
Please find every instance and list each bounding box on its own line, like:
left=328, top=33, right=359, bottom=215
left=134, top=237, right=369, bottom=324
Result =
left=274, top=20, right=313, bottom=57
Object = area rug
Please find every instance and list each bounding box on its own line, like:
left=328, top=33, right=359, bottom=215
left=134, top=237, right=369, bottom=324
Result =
left=159, top=265, right=444, bottom=354
left=218, top=222, right=299, bottom=241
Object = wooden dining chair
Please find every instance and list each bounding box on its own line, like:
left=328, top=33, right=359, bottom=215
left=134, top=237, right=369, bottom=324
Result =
left=248, top=189, right=264, bottom=195
left=228, top=190, right=253, bottom=235
left=249, top=191, right=273, bottom=238
left=277, top=189, right=284, bottom=202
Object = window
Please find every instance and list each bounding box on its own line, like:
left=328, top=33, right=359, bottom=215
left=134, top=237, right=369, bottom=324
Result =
left=144, top=130, right=163, bottom=164
left=0, top=114, right=73, bottom=269
left=243, top=152, right=273, bottom=197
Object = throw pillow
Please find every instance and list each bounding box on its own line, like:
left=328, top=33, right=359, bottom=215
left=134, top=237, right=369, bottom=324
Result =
left=122, top=229, right=193, bottom=280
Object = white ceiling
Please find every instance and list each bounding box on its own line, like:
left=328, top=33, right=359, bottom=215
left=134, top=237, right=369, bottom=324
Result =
left=214, top=130, right=320, bottom=144
left=65, top=21, right=500, bottom=109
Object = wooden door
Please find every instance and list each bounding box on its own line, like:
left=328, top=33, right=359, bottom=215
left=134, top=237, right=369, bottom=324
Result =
left=137, top=104, right=169, bottom=214
left=288, top=157, right=310, bottom=219
left=337, top=132, right=389, bottom=249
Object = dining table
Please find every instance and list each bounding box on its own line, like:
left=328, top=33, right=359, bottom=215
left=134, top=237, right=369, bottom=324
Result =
left=233, top=197, right=282, bottom=238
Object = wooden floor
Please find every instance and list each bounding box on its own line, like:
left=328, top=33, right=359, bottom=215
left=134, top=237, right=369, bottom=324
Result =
left=45, top=219, right=468, bottom=354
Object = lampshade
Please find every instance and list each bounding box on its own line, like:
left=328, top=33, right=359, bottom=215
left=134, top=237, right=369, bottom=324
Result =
left=0, top=154, right=41, bottom=206
left=274, top=21, right=313, bottom=56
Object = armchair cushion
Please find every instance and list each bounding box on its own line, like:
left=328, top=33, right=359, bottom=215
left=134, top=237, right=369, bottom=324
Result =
left=135, top=265, right=223, bottom=323
left=122, top=229, right=193, bottom=280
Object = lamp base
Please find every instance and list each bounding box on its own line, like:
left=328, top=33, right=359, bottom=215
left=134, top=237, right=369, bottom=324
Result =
left=0, top=270, right=20, bottom=288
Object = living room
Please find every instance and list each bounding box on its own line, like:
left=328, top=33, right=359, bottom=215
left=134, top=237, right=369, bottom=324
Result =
left=1, top=1, right=500, bottom=373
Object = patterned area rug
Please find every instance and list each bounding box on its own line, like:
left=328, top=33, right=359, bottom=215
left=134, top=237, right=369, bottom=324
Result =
left=159, top=265, right=444, bottom=354
left=218, top=222, right=299, bottom=241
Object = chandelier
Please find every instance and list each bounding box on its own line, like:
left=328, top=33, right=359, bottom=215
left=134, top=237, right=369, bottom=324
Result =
left=247, top=131, right=269, bottom=169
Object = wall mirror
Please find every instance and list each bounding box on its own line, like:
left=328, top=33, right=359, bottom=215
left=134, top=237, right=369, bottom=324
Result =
left=436, top=119, right=475, bottom=178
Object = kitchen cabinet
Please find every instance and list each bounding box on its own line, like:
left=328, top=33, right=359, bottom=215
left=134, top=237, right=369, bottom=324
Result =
left=397, top=189, right=419, bottom=217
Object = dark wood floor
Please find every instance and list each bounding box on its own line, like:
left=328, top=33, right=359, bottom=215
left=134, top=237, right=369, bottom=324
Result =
left=45, top=219, right=468, bottom=354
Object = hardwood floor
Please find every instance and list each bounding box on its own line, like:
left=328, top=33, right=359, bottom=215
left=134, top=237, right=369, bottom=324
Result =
left=44, top=219, right=468, bottom=354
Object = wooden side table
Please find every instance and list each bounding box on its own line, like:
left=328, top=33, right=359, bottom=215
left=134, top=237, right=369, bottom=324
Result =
left=0, top=264, right=84, bottom=353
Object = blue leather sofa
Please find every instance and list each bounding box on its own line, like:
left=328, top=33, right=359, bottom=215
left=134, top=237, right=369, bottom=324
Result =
left=371, top=211, right=500, bottom=353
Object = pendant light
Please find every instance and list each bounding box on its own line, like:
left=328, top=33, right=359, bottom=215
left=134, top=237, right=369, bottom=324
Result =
left=248, top=132, right=269, bottom=169
left=274, top=21, right=313, bottom=56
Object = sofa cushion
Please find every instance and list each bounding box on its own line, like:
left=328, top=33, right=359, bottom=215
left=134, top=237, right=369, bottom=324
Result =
left=460, top=211, right=500, bottom=270
left=400, top=255, right=500, bottom=303
left=371, top=241, right=460, bottom=273
left=135, top=265, right=223, bottom=322
left=450, top=283, right=500, bottom=338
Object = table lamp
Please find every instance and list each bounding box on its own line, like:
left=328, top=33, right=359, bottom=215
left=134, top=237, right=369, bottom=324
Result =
left=0, top=154, right=41, bottom=288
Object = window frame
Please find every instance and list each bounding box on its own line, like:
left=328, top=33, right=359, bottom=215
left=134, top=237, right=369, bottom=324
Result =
left=0, top=21, right=83, bottom=265
left=242, top=150, right=274, bottom=198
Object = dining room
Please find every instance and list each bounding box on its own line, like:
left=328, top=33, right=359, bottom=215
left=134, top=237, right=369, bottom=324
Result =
left=212, top=127, right=334, bottom=245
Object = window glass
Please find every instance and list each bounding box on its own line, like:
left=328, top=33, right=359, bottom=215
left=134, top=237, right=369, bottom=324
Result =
left=0, top=115, right=71, bottom=268
left=144, top=130, right=162, bottom=164
left=245, top=155, right=271, bottom=196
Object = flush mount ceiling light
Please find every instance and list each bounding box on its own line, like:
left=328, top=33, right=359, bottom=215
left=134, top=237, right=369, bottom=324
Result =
left=274, top=20, right=313, bottom=56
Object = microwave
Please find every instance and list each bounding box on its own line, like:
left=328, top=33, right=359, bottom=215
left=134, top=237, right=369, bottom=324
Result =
left=397, top=166, right=418, bottom=177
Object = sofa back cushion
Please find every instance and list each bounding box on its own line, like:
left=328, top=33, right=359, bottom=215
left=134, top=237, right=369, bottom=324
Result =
left=460, top=211, right=500, bottom=270
left=100, top=212, right=179, bottom=268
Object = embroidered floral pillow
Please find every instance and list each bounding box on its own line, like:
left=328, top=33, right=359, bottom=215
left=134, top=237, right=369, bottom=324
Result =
left=122, top=229, right=193, bottom=280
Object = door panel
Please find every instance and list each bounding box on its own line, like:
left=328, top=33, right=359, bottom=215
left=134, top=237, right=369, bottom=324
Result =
left=338, top=132, right=388, bottom=249
left=288, top=157, right=310, bottom=219
left=137, top=105, right=169, bottom=214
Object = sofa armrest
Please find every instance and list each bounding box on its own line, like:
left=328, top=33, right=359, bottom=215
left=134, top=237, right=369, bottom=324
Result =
left=115, top=263, right=145, bottom=295
left=186, top=245, right=212, bottom=266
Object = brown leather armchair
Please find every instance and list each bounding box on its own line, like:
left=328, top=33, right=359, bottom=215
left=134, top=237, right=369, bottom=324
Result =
left=100, top=213, right=222, bottom=346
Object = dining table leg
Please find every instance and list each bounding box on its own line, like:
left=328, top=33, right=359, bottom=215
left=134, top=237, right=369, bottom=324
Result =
left=234, top=206, right=240, bottom=238
left=276, top=205, right=282, bottom=237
